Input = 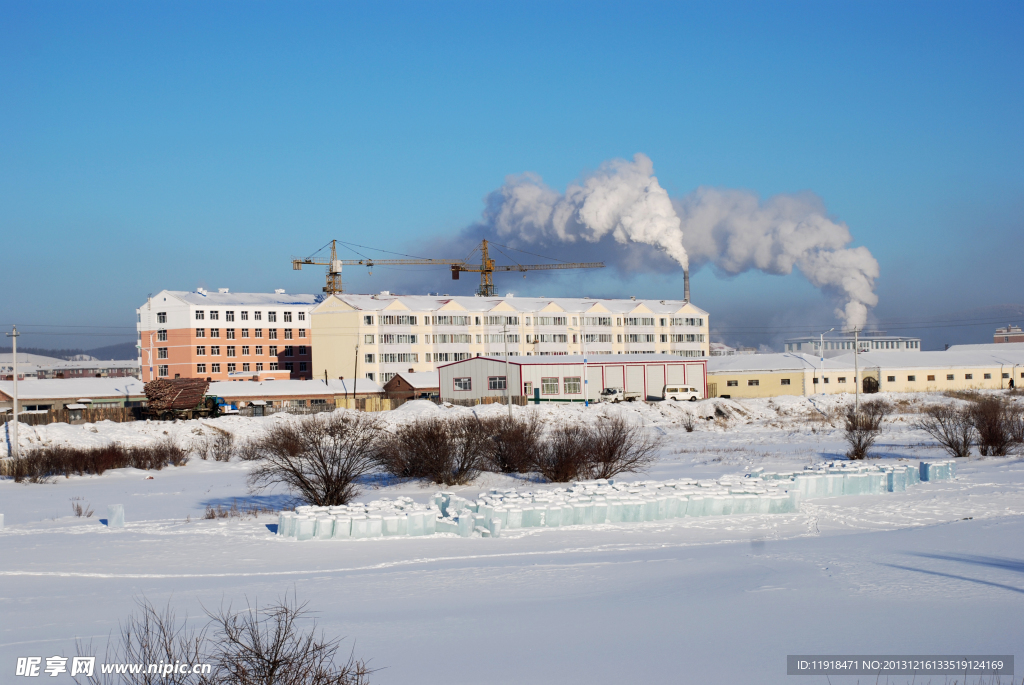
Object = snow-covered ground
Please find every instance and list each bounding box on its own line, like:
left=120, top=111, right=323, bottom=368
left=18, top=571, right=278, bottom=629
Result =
left=2, top=393, right=1023, bottom=683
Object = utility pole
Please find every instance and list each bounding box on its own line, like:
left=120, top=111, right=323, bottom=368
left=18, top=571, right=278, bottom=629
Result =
left=502, top=324, right=512, bottom=418
left=6, top=326, right=19, bottom=458
left=854, top=328, right=860, bottom=416
left=582, top=318, right=589, bottom=408
left=819, top=327, right=834, bottom=394
left=352, top=344, right=359, bottom=409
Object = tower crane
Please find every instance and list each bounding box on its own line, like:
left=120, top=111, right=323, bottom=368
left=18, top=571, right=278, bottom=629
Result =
left=292, top=239, right=604, bottom=296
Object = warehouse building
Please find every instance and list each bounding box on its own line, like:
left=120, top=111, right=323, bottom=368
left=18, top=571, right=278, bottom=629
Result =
left=438, top=354, right=707, bottom=403
left=312, top=293, right=709, bottom=385
left=208, top=378, right=383, bottom=410
left=831, top=350, right=1024, bottom=393
left=784, top=331, right=921, bottom=357
left=708, top=353, right=856, bottom=398
left=0, top=378, right=146, bottom=412
left=137, top=290, right=318, bottom=382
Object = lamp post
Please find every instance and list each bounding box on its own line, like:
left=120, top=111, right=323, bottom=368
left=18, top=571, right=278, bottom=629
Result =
left=853, top=328, right=861, bottom=416
left=818, top=328, right=834, bottom=393
left=502, top=323, right=512, bottom=418
left=6, top=326, right=19, bottom=458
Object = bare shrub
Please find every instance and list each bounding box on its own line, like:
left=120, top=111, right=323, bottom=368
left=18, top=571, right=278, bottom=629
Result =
left=11, top=439, right=188, bottom=483
left=375, top=415, right=489, bottom=485
left=248, top=413, right=382, bottom=506
left=586, top=415, right=662, bottom=480
left=1008, top=403, right=1024, bottom=443
left=479, top=414, right=544, bottom=473
left=235, top=439, right=262, bottom=462
left=204, top=500, right=277, bottom=520
left=70, top=497, right=94, bottom=518
left=533, top=423, right=591, bottom=482
left=73, top=594, right=371, bottom=685
left=681, top=413, right=696, bottom=433
left=843, top=399, right=890, bottom=460
left=971, top=397, right=1012, bottom=456
left=914, top=405, right=975, bottom=459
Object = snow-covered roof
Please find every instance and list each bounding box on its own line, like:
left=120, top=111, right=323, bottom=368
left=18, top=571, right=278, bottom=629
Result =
left=208, top=378, right=384, bottom=398
left=831, top=350, right=1024, bottom=368
left=324, top=294, right=708, bottom=316
left=945, top=342, right=1024, bottom=353
left=0, top=352, right=65, bottom=365
left=162, top=290, right=324, bottom=307
left=708, top=353, right=853, bottom=374
left=0, top=378, right=146, bottom=400
left=440, top=354, right=704, bottom=368
left=36, top=360, right=140, bottom=370
left=390, top=371, right=440, bottom=389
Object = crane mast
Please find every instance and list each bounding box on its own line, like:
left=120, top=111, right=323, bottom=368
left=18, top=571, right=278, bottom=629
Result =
left=292, top=239, right=604, bottom=296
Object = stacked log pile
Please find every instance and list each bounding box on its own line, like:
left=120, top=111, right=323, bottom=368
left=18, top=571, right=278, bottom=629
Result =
left=144, top=379, right=210, bottom=410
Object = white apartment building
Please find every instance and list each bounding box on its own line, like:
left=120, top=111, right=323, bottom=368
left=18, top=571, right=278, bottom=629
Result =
left=784, top=331, right=922, bottom=358
left=312, top=292, right=709, bottom=383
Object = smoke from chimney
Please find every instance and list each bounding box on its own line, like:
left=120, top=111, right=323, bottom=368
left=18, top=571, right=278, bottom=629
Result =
left=476, top=153, right=879, bottom=327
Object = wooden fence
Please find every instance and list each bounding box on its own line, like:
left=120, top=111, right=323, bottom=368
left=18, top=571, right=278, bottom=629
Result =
left=1, top=406, right=137, bottom=427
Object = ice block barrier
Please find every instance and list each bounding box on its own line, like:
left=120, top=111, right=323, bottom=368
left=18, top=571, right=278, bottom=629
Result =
left=106, top=504, right=125, bottom=528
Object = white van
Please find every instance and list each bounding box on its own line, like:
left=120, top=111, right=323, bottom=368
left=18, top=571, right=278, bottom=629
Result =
left=664, top=385, right=702, bottom=402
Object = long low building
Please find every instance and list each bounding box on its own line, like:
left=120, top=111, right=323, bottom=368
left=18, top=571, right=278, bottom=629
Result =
left=708, top=353, right=856, bottom=398
left=0, top=378, right=147, bottom=412
left=208, top=379, right=384, bottom=409
left=438, top=354, right=707, bottom=403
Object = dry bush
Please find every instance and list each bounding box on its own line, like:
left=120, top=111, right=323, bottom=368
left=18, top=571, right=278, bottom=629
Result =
left=375, top=415, right=489, bottom=485
left=944, top=389, right=981, bottom=402
left=681, top=413, right=696, bottom=433
left=248, top=413, right=382, bottom=506
left=915, top=405, right=975, bottom=459
left=10, top=439, right=188, bottom=483
left=479, top=414, right=544, bottom=473
left=971, top=397, right=1012, bottom=456
left=73, top=594, right=371, bottom=685
left=70, top=497, right=94, bottom=518
left=843, top=399, right=890, bottom=460
left=204, top=500, right=277, bottom=520
left=194, top=430, right=234, bottom=462
left=586, top=415, right=662, bottom=480
left=533, top=423, right=592, bottom=482
left=1008, top=403, right=1024, bottom=443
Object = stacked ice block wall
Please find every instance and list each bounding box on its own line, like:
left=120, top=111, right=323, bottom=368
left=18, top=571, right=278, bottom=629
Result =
left=276, top=460, right=956, bottom=541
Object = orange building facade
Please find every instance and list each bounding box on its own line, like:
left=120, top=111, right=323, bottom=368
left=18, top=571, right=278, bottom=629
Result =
left=137, top=290, right=320, bottom=382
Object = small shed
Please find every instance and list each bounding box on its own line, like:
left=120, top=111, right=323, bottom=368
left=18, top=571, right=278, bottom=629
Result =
left=438, top=355, right=707, bottom=403
left=383, top=371, right=440, bottom=401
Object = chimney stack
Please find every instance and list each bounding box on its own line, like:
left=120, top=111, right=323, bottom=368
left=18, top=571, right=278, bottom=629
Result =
left=683, top=269, right=691, bottom=303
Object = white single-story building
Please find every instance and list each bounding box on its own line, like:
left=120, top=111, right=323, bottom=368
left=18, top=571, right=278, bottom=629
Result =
left=0, top=378, right=147, bottom=412
left=438, top=354, right=707, bottom=403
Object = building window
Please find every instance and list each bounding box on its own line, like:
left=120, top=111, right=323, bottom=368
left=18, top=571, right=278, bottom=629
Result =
left=747, top=379, right=759, bottom=386
left=195, top=310, right=205, bottom=320
left=197, top=346, right=206, bottom=356
left=781, top=379, right=791, bottom=385
left=542, top=377, right=559, bottom=395
left=285, top=362, right=294, bottom=371
left=268, top=312, right=277, bottom=323
left=227, top=346, right=236, bottom=357
left=269, top=345, right=278, bottom=356
left=381, top=372, right=396, bottom=382
left=242, top=363, right=250, bottom=372
left=299, top=346, right=306, bottom=355
left=947, top=374, right=955, bottom=380
left=285, top=346, right=294, bottom=357
left=256, top=363, right=263, bottom=371
left=227, top=363, right=236, bottom=373
left=887, top=376, right=896, bottom=382
left=285, top=329, right=293, bottom=340
left=617, top=335, right=623, bottom=343
left=211, top=363, right=220, bottom=373
left=425, top=353, right=431, bottom=362
left=269, top=329, right=278, bottom=340
left=241, top=311, right=249, bottom=321
left=281, top=312, right=291, bottom=323
left=488, top=376, right=507, bottom=391
left=364, top=315, right=374, bottom=325
left=254, top=311, right=262, bottom=321
left=454, top=377, right=472, bottom=391
left=255, top=345, right=263, bottom=355
left=299, top=329, right=306, bottom=338
left=298, top=312, right=306, bottom=321
left=908, top=375, right=916, bottom=382
left=1002, top=373, right=1010, bottom=379
left=984, top=373, right=992, bottom=379
left=158, top=365, right=168, bottom=377
left=226, top=329, right=236, bottom=340
left=365, top=354, right=375, bottom=363
left=157, top=347, right=168, bottom=359
left=242, top=328, right=249, bottom=338
left=965, top=374, right=973, bottom=380
left=927, top=375, right=936, bottom=381
left=211, top=346, right=220, bottom=355
left=210, top=328, right=220, bottom=338
left=269, top=362, right=278, bottom=370
left=157, top=312, right=167, bottom=324
left=299, top=362, right=307, bottom=372
left=364, top=334, right=375, bottom=345
left=254, top=329, right=262, bottom=338
left=726, top=380, right=738, bottom=387
left=838, top=377, right=846, bottom=383
left=365, top=372, right=375, bottom=381
left=242, top=346, right=250, bottom=355
left=564, top=377, right=581, bottom=394
left=191, top=329, right=202, bottom=339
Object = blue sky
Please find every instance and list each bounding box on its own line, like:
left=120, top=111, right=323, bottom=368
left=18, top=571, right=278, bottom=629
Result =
left=2, top=1, right=1022, bottom=351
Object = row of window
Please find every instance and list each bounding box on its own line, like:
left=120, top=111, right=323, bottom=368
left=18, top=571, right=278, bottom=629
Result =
left=157, top=361, right=308, bottom=377
left=193, top=310, right=304, bottom=323
left=450, top=376, right=585, bottom=395
left=193, top=328, right=303, bottom=340
left=889, top=372, right=1017, bottom=382
left=358, top=315, right=706, bottom=328
left=156, top=345, right=304, bottom=358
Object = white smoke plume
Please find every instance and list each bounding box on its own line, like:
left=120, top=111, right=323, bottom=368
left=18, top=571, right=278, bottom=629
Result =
left=480, top=153, right=879, bottom=328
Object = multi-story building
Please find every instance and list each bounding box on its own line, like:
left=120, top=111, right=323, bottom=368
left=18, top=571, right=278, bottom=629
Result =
left=312, top=292, right=709, bottom=384
left=994, top=325, right=1024, bottom=343
left=784, top=331, right=921, bottom=357
left=137, top=290, right=318, bottom=382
